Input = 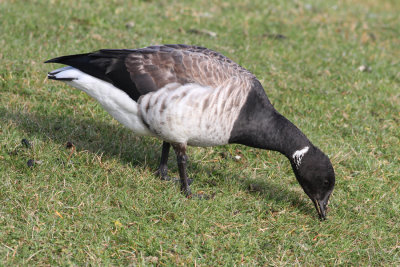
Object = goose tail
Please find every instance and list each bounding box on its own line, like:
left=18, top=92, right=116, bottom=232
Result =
left=47, top=66, right=80, bottom=81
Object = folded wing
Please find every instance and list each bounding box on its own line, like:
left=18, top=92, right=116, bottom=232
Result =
left=46, top=44, right=255, bottom=101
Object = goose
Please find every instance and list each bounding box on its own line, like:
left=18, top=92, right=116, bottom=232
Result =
left=45, top=44, right=335, bottom=220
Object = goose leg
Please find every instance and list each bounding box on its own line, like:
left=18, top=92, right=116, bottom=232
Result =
left=156, top=141, right=171, bottom=181
left=156, top=141, right=193, bottom=185
left=172, top=143, right=192, bottom=197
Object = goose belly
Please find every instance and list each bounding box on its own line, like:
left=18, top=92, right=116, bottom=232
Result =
left=56, top=67, right=152, bottom=136
left=139, top=82, right=247, bottom=147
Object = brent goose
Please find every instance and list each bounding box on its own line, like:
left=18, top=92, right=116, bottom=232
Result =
left=45, top=44, right=335, bottom=220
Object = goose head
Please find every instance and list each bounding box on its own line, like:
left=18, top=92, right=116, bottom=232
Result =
left=291, top=146, right=335, bottom=220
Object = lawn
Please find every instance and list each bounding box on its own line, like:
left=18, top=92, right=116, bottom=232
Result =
left=1, top=0, right=399, bottom=265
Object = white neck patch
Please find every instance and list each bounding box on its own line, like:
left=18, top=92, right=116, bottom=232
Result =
left=292, top=146, right=309, bottom=168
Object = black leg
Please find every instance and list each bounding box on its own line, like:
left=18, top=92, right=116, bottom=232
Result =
left=156, top=141, right=170, bottom=181
left=172, top=143, right=192, bottom=197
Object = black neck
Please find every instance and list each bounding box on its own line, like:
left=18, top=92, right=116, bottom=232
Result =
left=229, top=80, right=312, bottom=158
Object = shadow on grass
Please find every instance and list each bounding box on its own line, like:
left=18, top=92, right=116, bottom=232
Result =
left=243, top=177, right=316, bottom=218
left=2, top=106, right=315, bottom=218
left=213, top=167, right=317, bottom=218
left=1, top=106, right=162, bottom=170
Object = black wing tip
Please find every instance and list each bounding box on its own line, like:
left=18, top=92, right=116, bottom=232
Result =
left=44, top=52, right=96, bottom=64
left=44, top=58, right=59, bottom=64
left=44, top=50, right=128, bottom=64
left=44, top=55, right=71, bottom=64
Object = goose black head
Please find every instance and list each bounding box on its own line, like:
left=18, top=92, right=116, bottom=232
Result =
left=291, top=146, right=335, bottom=220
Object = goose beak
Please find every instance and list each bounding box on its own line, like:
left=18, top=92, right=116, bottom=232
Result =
left=313, top=198, right=327, bottom=221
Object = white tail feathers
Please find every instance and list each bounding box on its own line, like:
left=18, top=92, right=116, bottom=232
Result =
left=48, top=66, right=80, bottom=81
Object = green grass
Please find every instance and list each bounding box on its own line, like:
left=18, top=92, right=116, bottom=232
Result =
left=1, top=0, right=399, bottom=265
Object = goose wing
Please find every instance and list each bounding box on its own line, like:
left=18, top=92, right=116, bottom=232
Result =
left=123, top=44, right=255, bottom=94
left=46, top=44, right=255, bottom=101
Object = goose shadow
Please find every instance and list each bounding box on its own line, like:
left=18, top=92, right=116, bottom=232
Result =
left=2, top=107, right=164, bottom=171
left=201, top=162, right=316, bottom=218
left=241, top=176, right=316, bottom=218
left=3, top=107, right=314, bottom=217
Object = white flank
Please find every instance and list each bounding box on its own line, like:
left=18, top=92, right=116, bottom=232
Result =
left=139, top=80, right=249, bottom=147
left=49, top=67, right=152, bottom=136
left=292, top=146, right=309, bottom=168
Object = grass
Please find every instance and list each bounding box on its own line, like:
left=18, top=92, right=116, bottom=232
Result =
left=1, top=0, right=399, bottom=265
